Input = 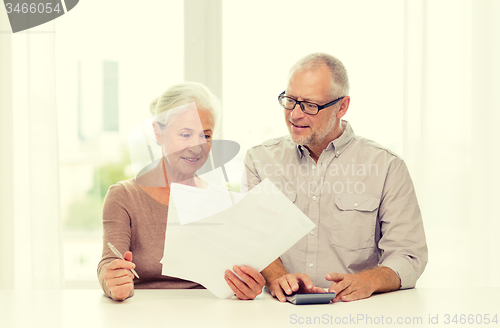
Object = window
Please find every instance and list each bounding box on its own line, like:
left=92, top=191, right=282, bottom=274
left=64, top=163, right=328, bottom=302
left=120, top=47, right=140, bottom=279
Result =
left=55, top=0, right=184, bottom=286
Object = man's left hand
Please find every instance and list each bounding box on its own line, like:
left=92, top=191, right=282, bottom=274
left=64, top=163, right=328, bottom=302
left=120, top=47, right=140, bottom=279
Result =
left=325, top=271, right=376, bottom=302
left=225, top=265, right=266, bottom=300
left=326, top=267, right=400, bottom=302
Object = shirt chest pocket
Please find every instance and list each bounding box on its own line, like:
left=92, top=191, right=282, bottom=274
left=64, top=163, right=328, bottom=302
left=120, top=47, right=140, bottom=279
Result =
left=329, top=194, right=379, bottom=251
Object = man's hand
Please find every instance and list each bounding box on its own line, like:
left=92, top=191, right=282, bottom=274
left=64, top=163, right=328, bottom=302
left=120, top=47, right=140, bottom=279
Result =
left=268, top=273, right=327, bottom=302
left=103, top=251, right=135, bottom=301
left=260, top=258, right=325, bottom=302
left=326, top=266, right=400, bottom=302
left=225, top=265, right=266, bottom=300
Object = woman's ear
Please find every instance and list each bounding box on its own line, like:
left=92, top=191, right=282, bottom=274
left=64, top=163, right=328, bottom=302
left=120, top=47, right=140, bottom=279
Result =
left=152, top=121, right=161, bottom=144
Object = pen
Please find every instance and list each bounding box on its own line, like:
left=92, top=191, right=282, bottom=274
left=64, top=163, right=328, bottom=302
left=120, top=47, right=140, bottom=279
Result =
left=107, top=242, right=140, bottom=279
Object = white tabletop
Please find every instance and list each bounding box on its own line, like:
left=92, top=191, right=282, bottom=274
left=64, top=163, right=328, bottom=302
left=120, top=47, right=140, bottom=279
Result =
left=1, top=288, right=499, bottom=328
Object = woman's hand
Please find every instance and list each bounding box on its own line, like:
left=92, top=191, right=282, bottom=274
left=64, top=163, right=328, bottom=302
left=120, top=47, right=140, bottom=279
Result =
left=103, top=251, right=136, bottom=301
left=224, top=265, right=266, bottom=300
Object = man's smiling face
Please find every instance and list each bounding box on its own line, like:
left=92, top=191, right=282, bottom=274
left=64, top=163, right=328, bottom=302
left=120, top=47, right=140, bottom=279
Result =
left=285, top=64, right=339, bottom=149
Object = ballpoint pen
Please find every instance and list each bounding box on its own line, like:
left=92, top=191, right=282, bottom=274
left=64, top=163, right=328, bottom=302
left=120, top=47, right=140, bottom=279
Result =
left=107, top=242, right=140, bottom=279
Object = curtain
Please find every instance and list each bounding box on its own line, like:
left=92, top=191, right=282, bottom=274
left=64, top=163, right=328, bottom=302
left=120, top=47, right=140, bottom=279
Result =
left=0, top=7, right=15, bottom=289
left=0, top=13, right=63, bottom=289
left=469, top=0, right=500, bottom=287
left=404, top=0, right=500, bottom=287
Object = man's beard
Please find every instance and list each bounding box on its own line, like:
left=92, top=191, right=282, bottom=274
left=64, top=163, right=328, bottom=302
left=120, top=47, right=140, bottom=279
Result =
left=289, top=116, right=336, bottom=147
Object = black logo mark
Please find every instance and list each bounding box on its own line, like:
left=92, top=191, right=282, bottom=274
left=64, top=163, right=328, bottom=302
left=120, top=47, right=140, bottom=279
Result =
left=4, top=0, right=79, bottom=33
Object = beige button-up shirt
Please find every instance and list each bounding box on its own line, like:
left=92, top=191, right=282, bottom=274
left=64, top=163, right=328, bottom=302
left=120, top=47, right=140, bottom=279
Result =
left=242, top=121, right=427, bottom=289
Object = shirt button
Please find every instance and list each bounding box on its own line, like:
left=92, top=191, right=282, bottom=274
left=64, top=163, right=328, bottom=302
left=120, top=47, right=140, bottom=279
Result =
left=312, top=165, right=316, bottom=170
left=336, top=151, right=340, bottom=155
left=310, top=230, right=315, bottom=235
left=354, top=202, right=359, bottom=207
left=309, top=263, right=314, bottom=268
left=312, top=196, right=317, bottom=201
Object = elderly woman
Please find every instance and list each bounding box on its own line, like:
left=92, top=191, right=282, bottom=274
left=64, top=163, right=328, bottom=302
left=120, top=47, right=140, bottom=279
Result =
left=97, top=82, right=265, bottom=301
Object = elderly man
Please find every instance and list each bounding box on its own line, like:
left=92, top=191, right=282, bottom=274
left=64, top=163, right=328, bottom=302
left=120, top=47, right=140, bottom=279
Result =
left=242, top=53, right=427, bottom=302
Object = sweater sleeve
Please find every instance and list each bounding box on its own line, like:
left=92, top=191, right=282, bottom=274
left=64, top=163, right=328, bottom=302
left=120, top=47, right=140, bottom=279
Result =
left=97, top=182, right=135, bottom=299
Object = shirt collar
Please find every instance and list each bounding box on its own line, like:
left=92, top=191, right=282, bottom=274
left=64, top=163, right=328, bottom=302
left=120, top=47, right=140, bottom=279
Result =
left=295, top=120, right=355, bottom=158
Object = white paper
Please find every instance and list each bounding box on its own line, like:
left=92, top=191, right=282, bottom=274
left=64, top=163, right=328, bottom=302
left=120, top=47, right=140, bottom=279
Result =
left=170, top=182, right=245, bottom=225
left=160, top=178, right=315, bottom=298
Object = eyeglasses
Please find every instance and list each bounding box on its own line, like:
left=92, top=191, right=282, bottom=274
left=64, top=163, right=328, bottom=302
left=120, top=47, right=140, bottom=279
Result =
left=278, top=91, right=345, bottom=115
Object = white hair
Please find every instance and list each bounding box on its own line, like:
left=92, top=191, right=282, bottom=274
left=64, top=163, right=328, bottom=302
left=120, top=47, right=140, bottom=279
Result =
left=288, top=52, right=350, bottom=98
left=150, top=82, right=221, bottom=132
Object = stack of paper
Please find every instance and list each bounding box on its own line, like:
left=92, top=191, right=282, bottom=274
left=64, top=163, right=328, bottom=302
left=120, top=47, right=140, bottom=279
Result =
left=160, top=178, right=315, bottom=298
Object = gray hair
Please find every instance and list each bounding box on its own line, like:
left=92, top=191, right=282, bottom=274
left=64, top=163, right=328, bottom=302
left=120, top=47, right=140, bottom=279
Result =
left=150, top=82, right=221, bottom=131
left=288, top=53, right=350, bottom=98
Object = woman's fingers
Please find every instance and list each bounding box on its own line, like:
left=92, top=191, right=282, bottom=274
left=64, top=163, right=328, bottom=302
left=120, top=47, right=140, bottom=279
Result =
left=104, top=258, right=136, bottom=301
left=107, top=258, right=135, bottom=271
left=224, top=266, right=265, bottom=300
left=123, top=251, right=133, bottom=262
left=106, top=274, right=133, bottom=288
left=109, top=282, right=133, bottom=301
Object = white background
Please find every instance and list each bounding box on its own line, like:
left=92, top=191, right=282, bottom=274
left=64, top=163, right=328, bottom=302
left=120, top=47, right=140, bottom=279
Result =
left=1, top=0, right=499, bottom=289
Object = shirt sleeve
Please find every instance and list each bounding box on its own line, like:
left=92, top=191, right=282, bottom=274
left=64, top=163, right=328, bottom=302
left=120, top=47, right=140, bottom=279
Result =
left=377, top=158, right=428, bottom=289
left=97, top=183, right=135, bottom=299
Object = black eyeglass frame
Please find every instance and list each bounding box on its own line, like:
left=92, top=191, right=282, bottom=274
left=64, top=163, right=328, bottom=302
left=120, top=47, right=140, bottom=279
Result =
left=278, top=91, right=345, bottom=115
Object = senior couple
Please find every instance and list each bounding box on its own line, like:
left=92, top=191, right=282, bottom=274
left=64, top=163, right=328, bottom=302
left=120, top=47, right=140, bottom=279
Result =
left=97, top=53, right=427, bottom=302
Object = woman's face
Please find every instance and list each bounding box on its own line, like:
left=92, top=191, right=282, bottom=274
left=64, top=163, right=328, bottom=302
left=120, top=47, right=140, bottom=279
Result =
left=156, top=107, right=214, bottom=179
